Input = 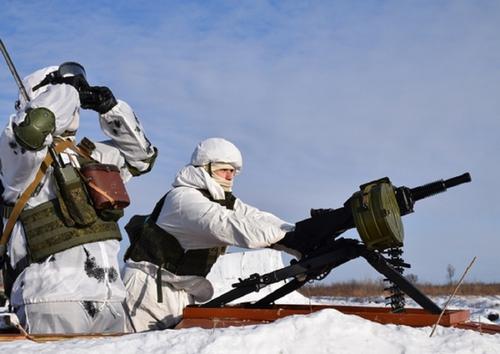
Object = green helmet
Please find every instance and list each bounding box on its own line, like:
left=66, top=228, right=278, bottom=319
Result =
left=13, top=107, right=55, bottom=151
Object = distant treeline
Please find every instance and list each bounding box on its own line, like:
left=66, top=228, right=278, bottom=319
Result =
left=299, top=280, right=500, bottom=297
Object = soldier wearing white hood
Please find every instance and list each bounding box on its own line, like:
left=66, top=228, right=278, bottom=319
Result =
left=0, top=62, right=157, bottom=334
left=123, top=138, right=290, bottom=331
left=123, top=137, right=333, bottom=331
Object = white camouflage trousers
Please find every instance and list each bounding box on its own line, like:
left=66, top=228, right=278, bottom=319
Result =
left=16, top=301, right=132, bottom=334
left=123, top=267, right=194, bottom=332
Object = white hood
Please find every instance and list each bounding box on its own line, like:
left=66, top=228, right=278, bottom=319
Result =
left=172, top=165, right=226, bottom=200
left=190, top=137, right=242, bottom=172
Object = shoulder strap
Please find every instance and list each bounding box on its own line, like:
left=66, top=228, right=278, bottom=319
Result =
left=198, top=189, right=236, bottom=210
left=0, top=139, right=75, bottom=257
left=150, top=193, right=168, bottom=223
left=123, top=192, right=167, bottom=261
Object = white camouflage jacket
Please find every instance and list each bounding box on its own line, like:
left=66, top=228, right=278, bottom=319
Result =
left=0, top=66, right=156, bottom=307
left=126, top=165, right=293, bottom=301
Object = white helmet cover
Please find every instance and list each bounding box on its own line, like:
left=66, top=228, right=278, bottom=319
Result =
left=190, top=137, right=243, bottom=172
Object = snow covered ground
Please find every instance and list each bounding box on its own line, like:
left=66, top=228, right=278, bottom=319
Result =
left=0, top=250, right=498, bottom=353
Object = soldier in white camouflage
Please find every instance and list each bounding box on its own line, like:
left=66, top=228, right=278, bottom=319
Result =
left=0, top=63, right=157, bottom=334
left=122, top=137, right=295, bottom=331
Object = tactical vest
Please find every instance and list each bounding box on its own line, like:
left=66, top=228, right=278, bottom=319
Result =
left=124, top=189, right=236, bottom=277
left=19, top=198, right=121, bottom=263
left=14, top=138, right=123, bottom=263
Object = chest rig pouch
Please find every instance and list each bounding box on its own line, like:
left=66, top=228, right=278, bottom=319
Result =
left=81, top=163, right=130, bottom=209
left=50, top=147, right=97, bottom=227
left=19, top=138, right=126, bottom=262
left=77, top=137, right=130, bottom=212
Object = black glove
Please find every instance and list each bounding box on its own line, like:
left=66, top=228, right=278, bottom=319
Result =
left=62, top=75, right=90, bottom=93
left=275, top=207, right=354, bottom=258
left=79, top=86, right=118, bottom=114
left=275, top=229, right=322, bottom=259
left=273, top=231, right=307, bottom=259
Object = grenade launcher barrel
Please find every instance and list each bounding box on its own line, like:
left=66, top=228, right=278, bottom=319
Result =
left=410, top=172, right=471, bottom=202
left=395, top=172, right=471, bottom=216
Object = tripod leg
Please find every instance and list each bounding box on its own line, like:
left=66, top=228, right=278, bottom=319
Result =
left=361, top=247, right=442, bottom=314
left=249, top=278, right=308, bottom=307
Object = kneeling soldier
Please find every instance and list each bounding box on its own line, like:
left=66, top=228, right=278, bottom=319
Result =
left=122, top=138, right=295, bottom=331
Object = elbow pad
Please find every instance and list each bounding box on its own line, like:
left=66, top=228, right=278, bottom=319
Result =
left=13, top=107, right=55, bottom=151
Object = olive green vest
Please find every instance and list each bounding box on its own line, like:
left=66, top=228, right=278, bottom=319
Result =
left=124, top=189, right=236, bottom=277
left=20, top=198, right=121, bottom=263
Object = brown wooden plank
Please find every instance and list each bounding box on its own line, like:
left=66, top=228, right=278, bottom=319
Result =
left=1, top=305, right=497, bottom=341
left=178, top=304, right=472, bottom=328
left=454, top=322, right=500, bottom=335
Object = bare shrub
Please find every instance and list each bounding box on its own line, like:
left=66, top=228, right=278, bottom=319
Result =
left=299, top=281, right=500, bottom=297
left=446, top=264, right=456, bottom=285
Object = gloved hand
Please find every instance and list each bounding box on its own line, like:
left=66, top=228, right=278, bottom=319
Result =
left=79, top=86, right=118, bottom=114
left=272, top=231, right=305, bottom=259
left=274, top=207, right=354, bottom=259
left=273, top=230, right=320, bottom=260
left=62, top=75, right=89, bottom=93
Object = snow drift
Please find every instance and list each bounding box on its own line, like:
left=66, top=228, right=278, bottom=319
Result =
left=0, top=250, right=498, bottom=353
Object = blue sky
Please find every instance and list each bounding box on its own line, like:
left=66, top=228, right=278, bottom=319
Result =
left=1, top=0, right=499, bottom=283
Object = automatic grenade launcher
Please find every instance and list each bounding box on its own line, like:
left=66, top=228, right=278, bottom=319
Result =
left=203, top=172, right=472, bottom=314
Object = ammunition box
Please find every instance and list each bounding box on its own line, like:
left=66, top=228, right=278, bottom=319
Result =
left=350, top=178, right=404, bottom=250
